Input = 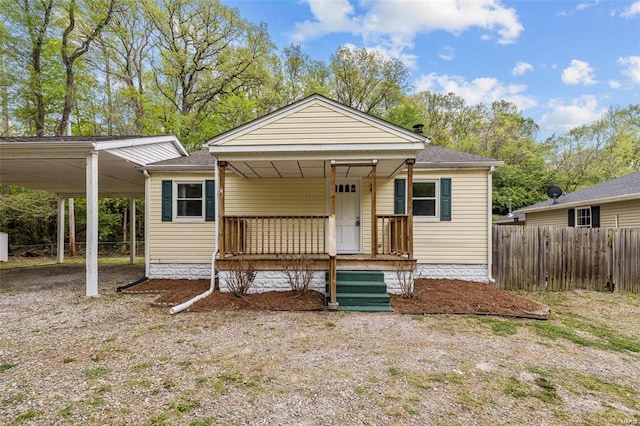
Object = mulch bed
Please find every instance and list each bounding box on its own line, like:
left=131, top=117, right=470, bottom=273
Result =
left=123, top=278, right=549, bottom=318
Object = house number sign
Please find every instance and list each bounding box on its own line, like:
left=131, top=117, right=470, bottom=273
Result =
left=301, top=194, right=319, bottom=203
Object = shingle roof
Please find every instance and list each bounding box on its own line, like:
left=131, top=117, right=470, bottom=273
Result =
left=145, top=145, right=501, bottom=169
left=0, top=135, right=150, bottom=142
left=145, top=149, right=215, bottom=169
left=518, top=171, right=640, bottom=213
left=416, top=145, right=500, bottom=165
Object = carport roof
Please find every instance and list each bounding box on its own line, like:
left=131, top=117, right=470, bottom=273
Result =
left=0, top=135, right=188, bottom=197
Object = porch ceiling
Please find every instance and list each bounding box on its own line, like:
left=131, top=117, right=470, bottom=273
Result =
left=226, top=158, right=406, bottom=179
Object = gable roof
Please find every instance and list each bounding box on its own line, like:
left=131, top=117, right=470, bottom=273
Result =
left=205, top=93, right=426, bottom=158
left=517, top=171, right=640, bottom=214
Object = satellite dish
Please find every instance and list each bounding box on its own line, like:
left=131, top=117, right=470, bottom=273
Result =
left=546, top=185, right=563, bottom=204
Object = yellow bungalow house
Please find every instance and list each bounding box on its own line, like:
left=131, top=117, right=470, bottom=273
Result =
left=143, top=95, right=502, bottom=310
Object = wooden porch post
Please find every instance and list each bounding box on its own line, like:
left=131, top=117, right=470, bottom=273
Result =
left=371, top=162, right=377, bottom=258
left=328, top=161, right=338, bottom=310
left=218, top=161, right=226, bottom=256
left=407, top=159, right=414, bottom=259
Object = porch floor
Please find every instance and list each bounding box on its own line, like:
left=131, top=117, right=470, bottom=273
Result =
left=215, top=253, right=416, bottom=271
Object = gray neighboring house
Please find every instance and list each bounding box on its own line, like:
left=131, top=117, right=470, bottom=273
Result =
left=516, top=171, right=640, bottom=228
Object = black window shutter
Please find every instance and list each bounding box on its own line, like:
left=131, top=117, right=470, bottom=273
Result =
left=205, top=180, right=216, bottom=221
left=440, top=178, right=452, bottom=221
left=162, top=180, right=172, bottom=222
left=591, top=206, right=600, bottom=228
left=568, top=208, right=575, bottom=227
left=394, top=179, right=406, bottom=214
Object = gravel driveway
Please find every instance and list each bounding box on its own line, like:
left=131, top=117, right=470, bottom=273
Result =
left=1, top=263, right=639, bottom=425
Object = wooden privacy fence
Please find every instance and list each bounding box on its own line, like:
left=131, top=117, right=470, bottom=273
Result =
left=493, top=226, right=640, bottom=293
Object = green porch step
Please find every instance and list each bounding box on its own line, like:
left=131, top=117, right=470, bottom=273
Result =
left=335, top=292, right=390, bottom=305
left=325, top=270, right=392, bottom=313
left=326, top=271, right=386, bottom=282
left=337, top=305, right=394, bottom=312
left=325, top=281, right=387, bottom=294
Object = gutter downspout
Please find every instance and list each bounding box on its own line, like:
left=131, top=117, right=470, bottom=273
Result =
left=487, top=166, right=496, bottom=283
left=143, top=170, right=151, bottom=278
left=169, top=156, right=219, bottom=314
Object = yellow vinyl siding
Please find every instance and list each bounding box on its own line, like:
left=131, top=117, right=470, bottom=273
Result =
left=225, top=177, right=328, bottom=254
left=149, top=172, right=215, bottom=263
left=526, top=199, right=640, bottom=228
left=225, top=176, right=326, bottom=215
left=525, top=209, right=569, bottom=226
left=150, top=169, right=492, bottom=263
left=600, top=200, right=640, bottom=227
left=377, top=169, right=489, bottom=264
left=223, top=104, right=411, bottom=146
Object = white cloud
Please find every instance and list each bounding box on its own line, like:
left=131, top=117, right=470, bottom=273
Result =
left=512, top=61, right=533, bottom=76
left=438, top=47, right=455, bottom=61
left=414, top=73, right=537, bottom=110
left=576, top=1, right=599, bottom=11
left=618, top=56, right=640, bottom=84
left=290, top=0, right=524, bottom=62
left=561, top=60, right=596, bottom=85
left=609, top=80, right=622, bottom=89
left=540, top=96, right=606, bottom=132
left=621, top=1, right=640, bottom=17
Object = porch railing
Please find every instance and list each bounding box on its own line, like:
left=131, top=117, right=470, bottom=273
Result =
left=377, top=214, right=410, bottom=256
left=223, top=215, right=329, bottom=256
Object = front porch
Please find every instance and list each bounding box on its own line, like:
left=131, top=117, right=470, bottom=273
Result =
left=206, top=95, right=429, bottom=309
left=216, top=253, right=417, bottom=271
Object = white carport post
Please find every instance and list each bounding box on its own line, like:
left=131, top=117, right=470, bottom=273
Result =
left=129, top=197, right=136, bottom=264
left=86, top=151, right=99, bottom=296
left=57, top=197, right=65, bottom=264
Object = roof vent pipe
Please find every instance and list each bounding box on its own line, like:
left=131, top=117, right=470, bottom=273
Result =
left=412, top=124, right=424, bottom=134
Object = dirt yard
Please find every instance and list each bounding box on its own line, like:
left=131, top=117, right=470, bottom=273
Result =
left=1, top=262, right=639, bottom=425
left=127, top=277, right=549, bottom=318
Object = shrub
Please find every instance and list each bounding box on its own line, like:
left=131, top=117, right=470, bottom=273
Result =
left=226, top=259, right=256, bottom=297
left=396, top=262, right=417, bottom=299
left=282, top=255, right=315, bottom=294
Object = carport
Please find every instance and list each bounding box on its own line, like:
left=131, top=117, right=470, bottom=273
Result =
left=0, top=136, right=188, bottom=296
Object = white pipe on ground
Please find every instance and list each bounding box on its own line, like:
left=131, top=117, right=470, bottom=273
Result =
left=169, top=155, right=219, bottom=315
left=169, top=251, right=216, bottom=315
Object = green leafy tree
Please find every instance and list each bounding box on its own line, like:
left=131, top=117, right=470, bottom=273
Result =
left=330, top=46, right=409, bottom=117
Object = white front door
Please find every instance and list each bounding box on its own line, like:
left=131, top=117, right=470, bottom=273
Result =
left=335, top=180, right=361, bottom=253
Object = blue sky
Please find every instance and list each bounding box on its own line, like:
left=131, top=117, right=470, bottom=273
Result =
left=225, top=0, right=640, bottom=137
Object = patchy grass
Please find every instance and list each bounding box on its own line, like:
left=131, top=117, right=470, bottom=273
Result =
left=473, top=316, right=519, bottom=336
left=531, top=317, right=640, bottom=353
left=57, top=404, right=73, bottom=418
left=0, top=363, right=16, bottom=373
left=504, top=377, right=528, bottom=398
left=84, top=366, right=109, bottom=378
left=13, top=410, right=40, bottom=423
left=502, top=371, right=560, bottom=404
left=0, top=256, right=144, bottom=270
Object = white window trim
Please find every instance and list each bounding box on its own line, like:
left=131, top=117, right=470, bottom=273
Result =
left=413, top=179, right=440, bottom=222
left=173, top=181, right=205, bottom=222
left=575, top=206, right=592, bottom=228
